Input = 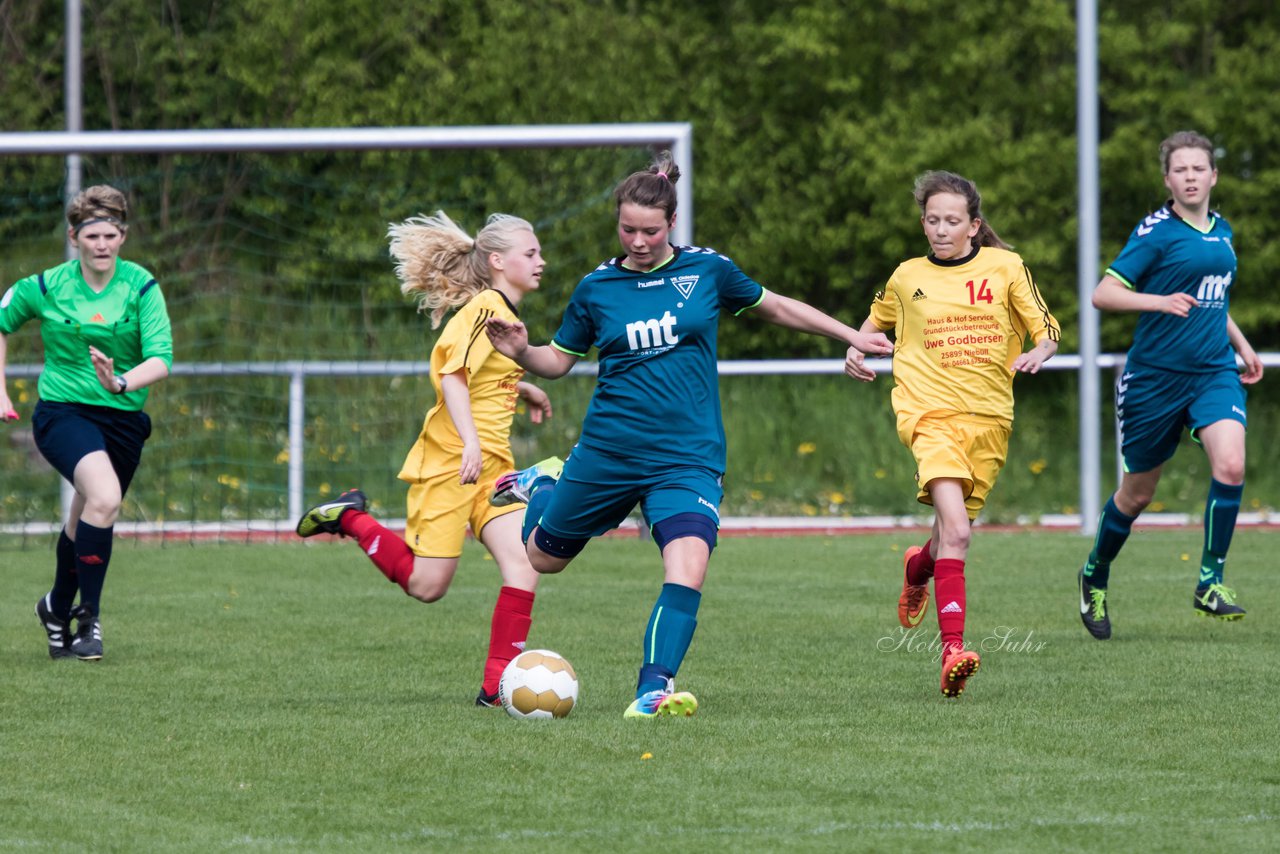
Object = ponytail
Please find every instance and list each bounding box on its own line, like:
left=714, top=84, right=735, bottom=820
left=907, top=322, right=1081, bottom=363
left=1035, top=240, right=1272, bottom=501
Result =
left=388, top=211, right=534, bottom=328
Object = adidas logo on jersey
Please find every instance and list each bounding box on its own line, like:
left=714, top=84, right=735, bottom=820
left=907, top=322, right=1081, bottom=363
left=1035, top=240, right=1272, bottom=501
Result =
left=89, top=312, right=106, bottom=323
left=941, top=600, right=963, bottom=614
left=911, top=289, right=927, bottom=301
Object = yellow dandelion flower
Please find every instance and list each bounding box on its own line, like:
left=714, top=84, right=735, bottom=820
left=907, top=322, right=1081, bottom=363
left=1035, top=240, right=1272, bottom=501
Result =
left=749, top=489, right=764, bottom=501
left=797, top=442, right=817, bottom=455
left=319, top=483, right=332, bottom=496
left=1028, top=459, right=1047, bottom=475
left=1150, top=501, right=1165, bottom=512
left=874, top=468, right=887, bottom=480
left=275, top=450, right=289, bottom=464
left=802, top=504, right=818, bottom=516
left=829, top=492, right=846, bottom=505
left=1180, top=553, right=1189, bottom=561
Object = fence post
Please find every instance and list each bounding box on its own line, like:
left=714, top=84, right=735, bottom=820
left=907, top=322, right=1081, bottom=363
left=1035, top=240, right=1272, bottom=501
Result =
left=289, top=365, right=305, bottom=523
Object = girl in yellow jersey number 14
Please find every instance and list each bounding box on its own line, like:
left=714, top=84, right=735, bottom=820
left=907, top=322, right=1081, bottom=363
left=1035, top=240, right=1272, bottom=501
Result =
left=854, top=171, right=1060, bottom=698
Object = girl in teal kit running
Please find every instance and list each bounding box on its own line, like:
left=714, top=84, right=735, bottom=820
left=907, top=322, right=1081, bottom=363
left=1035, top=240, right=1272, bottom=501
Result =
left=1076, top=131, right=1264, bottom=639
left=485, top=151, right=893, bottom=718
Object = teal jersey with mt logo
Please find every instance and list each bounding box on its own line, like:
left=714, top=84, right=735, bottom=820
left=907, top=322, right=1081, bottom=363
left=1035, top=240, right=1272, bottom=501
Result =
left=1106, top=203, right=1237, bottom=373
left=552, top=246, right=765, bottom=470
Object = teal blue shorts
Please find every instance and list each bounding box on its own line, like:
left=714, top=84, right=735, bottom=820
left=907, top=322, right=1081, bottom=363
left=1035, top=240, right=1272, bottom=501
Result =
left=1117, top=365, right=1246, bottom=474
left=539, top=442, right=723, bottom=540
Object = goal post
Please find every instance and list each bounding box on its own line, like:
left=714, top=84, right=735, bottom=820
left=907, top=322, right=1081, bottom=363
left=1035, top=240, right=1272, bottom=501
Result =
left=0, top=124, right=695, bottom=247
left=0, top=124, right=692, bottom=544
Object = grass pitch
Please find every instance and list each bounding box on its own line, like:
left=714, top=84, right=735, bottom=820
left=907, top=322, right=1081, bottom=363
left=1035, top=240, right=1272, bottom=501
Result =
left=2, top=529, right=1277, bottom=851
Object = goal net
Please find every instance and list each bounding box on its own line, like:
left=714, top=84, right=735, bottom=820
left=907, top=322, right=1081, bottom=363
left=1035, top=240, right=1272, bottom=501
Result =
left=1, top=131, right=679, bottom=547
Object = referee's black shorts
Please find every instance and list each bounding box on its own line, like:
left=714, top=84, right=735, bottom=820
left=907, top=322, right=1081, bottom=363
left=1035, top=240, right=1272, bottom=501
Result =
left=32, top=400, right=153, bottom=494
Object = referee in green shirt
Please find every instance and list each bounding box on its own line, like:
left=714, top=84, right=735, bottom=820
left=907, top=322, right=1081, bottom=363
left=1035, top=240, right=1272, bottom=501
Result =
left=1, top=184, right=173, bottom=661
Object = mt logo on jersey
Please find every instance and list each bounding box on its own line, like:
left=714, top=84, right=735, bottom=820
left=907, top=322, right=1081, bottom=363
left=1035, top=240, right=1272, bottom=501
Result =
left=625, top=311, right=679, bottom=351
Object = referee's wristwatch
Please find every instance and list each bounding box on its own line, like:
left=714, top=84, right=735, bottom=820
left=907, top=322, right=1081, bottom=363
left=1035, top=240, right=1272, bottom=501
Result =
left=113, top=374, right=129, bottom=394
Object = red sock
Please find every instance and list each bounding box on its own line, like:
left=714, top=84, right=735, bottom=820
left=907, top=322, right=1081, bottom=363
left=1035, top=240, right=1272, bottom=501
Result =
left=482, top=586, right=536, bottom=695
left=340, top=509, right=416, bottom=592
left=933, top=558, right=966, bottom=658
left=906, top=538, right=936, bottom=585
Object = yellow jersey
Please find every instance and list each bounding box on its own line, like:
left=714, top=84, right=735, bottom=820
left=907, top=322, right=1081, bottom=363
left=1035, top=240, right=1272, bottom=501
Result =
left=399, top=289, right=525, bottom=482
left=869, top=246, right=1059, bottom=432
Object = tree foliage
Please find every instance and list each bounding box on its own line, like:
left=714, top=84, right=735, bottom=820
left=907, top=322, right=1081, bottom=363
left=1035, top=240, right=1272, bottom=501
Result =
left=4, top=0, right=1280, bottom=356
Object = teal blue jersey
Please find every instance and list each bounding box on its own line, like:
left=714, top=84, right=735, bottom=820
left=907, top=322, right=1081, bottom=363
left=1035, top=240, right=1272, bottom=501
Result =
left=552, top=246, right=765, bottom=470
left=1106, top=203, right=1237, bottom=373
left=0, top=259, right=173, bottom=410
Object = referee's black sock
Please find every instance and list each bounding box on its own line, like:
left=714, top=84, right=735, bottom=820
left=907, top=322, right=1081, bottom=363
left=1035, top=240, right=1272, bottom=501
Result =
left=49, top=528, right=79, bottom=619
left=73, top=520, right=114, bottom=616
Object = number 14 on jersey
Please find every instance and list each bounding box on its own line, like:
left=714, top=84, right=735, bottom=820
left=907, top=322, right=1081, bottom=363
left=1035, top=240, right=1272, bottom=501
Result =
left=966, top=279, right=993, bottom=305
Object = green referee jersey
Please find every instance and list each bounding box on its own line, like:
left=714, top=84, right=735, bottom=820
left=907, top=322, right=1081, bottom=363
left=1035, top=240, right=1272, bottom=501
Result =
left=0, top=259, right=174, bottom=410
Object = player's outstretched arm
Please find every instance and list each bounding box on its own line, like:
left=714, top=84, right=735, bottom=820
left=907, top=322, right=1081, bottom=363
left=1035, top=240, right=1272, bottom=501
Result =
left=755, top=292, right=893, bottom=353
left=484, top=317, right=578, bottom=379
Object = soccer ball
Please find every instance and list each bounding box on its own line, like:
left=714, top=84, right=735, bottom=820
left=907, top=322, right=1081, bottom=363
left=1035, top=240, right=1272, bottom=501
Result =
left=499, top=649, right=579, bottom=719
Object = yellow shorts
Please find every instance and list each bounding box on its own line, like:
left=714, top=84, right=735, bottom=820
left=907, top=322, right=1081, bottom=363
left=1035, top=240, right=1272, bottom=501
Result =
left=403, top=455, right=523, bottom=558
left=906, top=413, right=1011, bottom=519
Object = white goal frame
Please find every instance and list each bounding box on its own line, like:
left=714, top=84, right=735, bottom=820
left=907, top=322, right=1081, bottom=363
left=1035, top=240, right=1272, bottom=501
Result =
left=0, top=124, right=693, bottom=534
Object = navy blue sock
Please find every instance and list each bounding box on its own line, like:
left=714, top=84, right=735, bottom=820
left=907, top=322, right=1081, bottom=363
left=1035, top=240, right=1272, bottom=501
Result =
left=636, top=583, right=701, bottom=697
left=1084, top=497, right=1137, bottom=589
left=73, top=521, right=114, bottom=616
left=520, top=478, right=556, bottom=544
left=49, top=529, right=79, bottom=619
left=1200, top=479, right=1243, bottom=586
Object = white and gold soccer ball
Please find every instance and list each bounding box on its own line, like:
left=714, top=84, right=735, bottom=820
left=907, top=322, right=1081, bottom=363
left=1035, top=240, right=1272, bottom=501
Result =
left=498, top=649, right=579, bottom=719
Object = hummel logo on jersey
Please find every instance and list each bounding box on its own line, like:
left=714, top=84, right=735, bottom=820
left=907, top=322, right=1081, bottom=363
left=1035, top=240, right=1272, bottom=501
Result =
left=637, top=278, right=665, bottom=289
left=90, top=312, right=106, bottom=323
left=911, top=288, right=927, bottom=301
left=671, top=275, right=700, bottom=299
left=367, top=535, right=380, bottom=556
left=697, top=495, right=721, bottom=520
left=1136, top=208, right=1171, bottom=237
left=941, top=601, right=963, bottom=614
left=625, top=311, right=679, bottom=350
